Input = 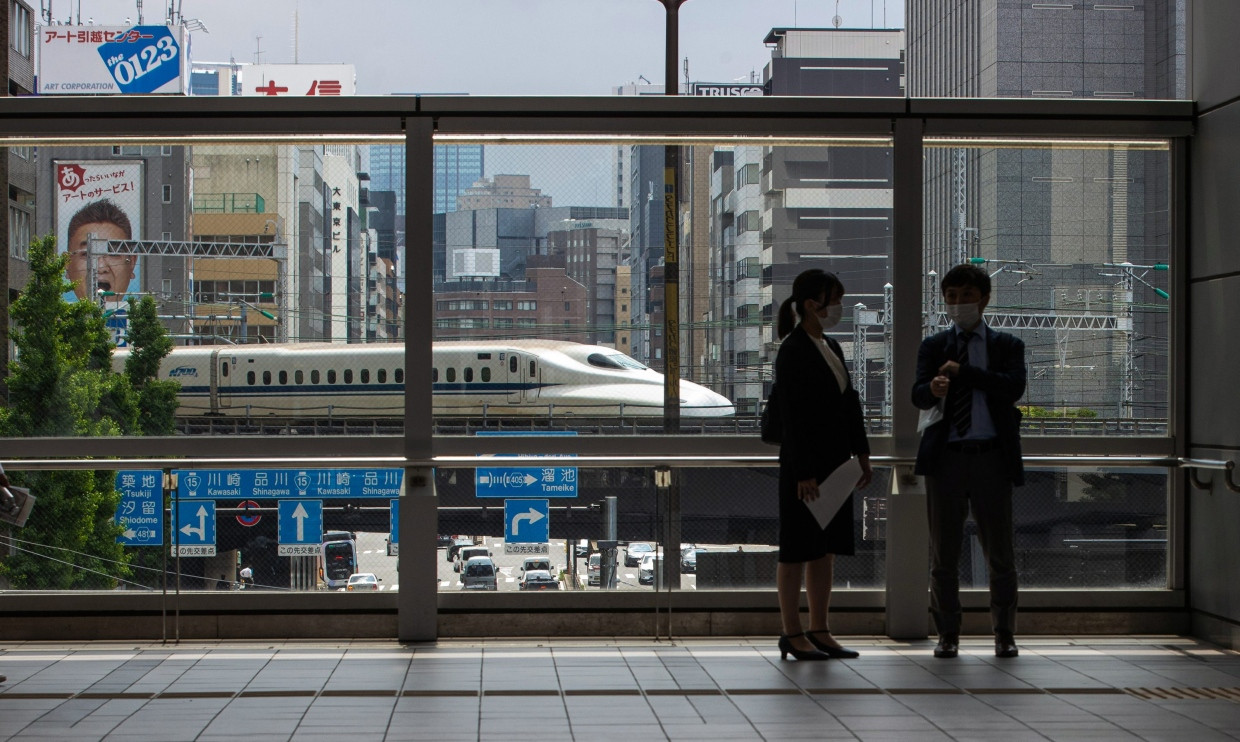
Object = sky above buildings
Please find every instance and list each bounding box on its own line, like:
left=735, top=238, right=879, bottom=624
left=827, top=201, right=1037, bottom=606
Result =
left=58, top=0, right=906, bottom=95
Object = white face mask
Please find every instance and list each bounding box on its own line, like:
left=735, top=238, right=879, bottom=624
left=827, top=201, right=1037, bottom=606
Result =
left=819, top=304, right=843, bottom=329
left=946, top=302, right=981, bottom=329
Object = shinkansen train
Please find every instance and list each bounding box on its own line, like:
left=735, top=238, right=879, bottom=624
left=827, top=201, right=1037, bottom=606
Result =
left=113, top=340, right=735, bottom=418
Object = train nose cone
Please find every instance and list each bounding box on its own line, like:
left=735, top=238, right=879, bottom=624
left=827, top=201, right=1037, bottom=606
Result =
left=679, top=381, right=735, bottom=417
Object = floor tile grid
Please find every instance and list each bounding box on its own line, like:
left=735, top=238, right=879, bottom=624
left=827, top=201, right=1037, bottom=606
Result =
left=2, top=638, right=1240, bottom=741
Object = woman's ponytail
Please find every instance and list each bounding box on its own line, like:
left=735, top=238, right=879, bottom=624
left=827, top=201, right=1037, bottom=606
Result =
left=776, top=296, right=798, bottom=339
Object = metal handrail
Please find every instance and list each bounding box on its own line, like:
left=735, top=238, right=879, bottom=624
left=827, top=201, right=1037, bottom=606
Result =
left=0, top=454, right=1222, bottom=472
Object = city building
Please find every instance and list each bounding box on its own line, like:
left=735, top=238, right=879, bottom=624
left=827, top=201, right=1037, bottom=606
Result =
left=5, top=0, right=35, bottom=306
left=431, top=259, right=586, bottom=342
left=703, top=27, right=905, bottom=415
left=908, top=1, right=1183, bottom=420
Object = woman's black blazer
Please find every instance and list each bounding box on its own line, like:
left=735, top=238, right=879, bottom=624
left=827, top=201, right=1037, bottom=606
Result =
left=774, top=325, right=871, bottom=486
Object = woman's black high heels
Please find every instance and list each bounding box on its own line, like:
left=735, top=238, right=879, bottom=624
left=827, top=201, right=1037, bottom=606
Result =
left=806, top=630, right=860, bottom=659
left=778, top=632, right=831, bottom=661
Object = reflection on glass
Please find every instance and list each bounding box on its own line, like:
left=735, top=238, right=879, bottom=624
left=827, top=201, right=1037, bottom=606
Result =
left=924, top=140, right=1170, bottom=435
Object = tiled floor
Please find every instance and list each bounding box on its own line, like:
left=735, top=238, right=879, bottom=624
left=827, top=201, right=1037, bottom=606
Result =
left=1, top=636, right=1238, bottom=741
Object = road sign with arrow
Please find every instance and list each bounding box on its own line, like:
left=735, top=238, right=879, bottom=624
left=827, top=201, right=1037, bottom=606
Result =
left=277, top=499, right=323, bottom=556
left=504, top=498, right=549, bottom=545
left=172, top=500, right=216, bottom=557
left=115, top=470, right=164, bottom=547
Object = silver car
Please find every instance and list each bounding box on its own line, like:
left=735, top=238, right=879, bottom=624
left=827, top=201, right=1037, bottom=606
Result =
left=460, top=556, right=498, bottom=590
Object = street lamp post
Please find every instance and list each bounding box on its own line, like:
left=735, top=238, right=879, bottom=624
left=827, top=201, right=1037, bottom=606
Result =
left=655, top=0, right=687, bottom=595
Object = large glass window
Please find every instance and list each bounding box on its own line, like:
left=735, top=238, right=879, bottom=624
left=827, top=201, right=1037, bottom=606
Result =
left=924, top=138, right=1171, bottom=433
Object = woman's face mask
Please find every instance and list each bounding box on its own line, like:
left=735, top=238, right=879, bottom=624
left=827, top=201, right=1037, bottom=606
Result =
left=819, top=303, right=843, bottom=329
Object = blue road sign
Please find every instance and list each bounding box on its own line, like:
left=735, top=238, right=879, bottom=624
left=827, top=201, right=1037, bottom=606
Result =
left=172, top=500, right=216, bottom=556
left=175, top=468, right=402, bottom=499
left=115, top=470, right=163, bottom=546
left=389, top=499, right=399, bottom=551
left=504, top=499, right=550, bottom=544
left=475, top=431, right=578, bottom=498
left=277, top=500, right=323, bottom=556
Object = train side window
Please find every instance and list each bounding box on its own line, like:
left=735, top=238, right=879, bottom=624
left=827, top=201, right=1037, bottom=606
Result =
left=481, top=367, right=491, bottom=382
left=279, top=370, right=288, bottom=385
left=529, top=360, right=536, bottom=378
left=295, top=370, right=304, bottom=384
left=509, top=356, right=518, bottom=373
left=262, top=370, right=272, bottom=385
left=344, top=369, right=353, bottom=384
left=431, top=368, right=438, bottom=383
left=464, top=367, right=473, bottom=382
left=311, top=370, right=320, bottom=384
left=221, top=362, right=229, bottom=377
left=361, top=369, right=370, bottom=384
left=446, top=368, right=456, bottom=383
left=328, top=370, right=337, bottom=384
left=247, top=371, right=256, bottom=385
left=378, top=369, right=387, bottom=383
left=396, top=368, right=404, bottom=384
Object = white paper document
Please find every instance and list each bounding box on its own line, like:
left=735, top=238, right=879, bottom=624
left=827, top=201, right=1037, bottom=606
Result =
left=806, top=458, right=862, bottom=530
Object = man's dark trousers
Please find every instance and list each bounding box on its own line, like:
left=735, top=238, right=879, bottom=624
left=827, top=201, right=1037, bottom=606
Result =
left=926, top=445, right=1017, bottom=640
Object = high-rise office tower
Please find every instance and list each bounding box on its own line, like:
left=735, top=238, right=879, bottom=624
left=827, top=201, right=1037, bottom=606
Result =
left=908, top=1, right=1184, bottom=419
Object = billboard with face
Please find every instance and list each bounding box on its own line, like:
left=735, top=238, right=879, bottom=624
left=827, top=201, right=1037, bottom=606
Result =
left=55, top=161, right=144, bottom=308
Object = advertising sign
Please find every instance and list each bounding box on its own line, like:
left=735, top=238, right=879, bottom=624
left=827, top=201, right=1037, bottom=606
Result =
left=38, top=25, right=188, bottom=95
left=690, top=82, right=766, bottom=96
left=241, top=64, right=356, bottom=96
left=54, top=160, right=143, bottom=315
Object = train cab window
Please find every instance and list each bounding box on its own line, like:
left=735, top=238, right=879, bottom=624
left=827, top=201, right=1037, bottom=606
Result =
left=481, top=367, right=491, bottom=382
left=295, top=370, right=304, bottom=384
left=311, top=370, right=320, bottom=384
left=446, top=368, right=456, bottom=383
left=396, top=368, right=404, bottom=383
left=279, top=370, right=287, bottom=385
left=344, top=369, right=353, bottom=384
left=247, top=371, right=256, bottom=385
left=431, top=368, right=438, bottom=383
left=361, top=369, right=370, bottom=384
left=263, top=371, right=272, bottom=385
left=378, top=369, right=387, bottom=383
left=464, top=368, right=474, bottom=382
left=510, top=356, right=518, bottom=373
left=328, top=370, right=337, bottom=384
left=588, top=352, right=647, bottom=371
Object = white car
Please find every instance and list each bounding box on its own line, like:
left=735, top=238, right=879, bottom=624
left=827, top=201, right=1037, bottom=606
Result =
left=638, top=553, right=658, bottom=585
left=346, top=572, right=380, bottom=592
left=625, top=541, right=655, bottom=567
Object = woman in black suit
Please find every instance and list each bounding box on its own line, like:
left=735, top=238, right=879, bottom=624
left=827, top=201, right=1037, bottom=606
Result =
left=774, top=269, right=873, bottom=661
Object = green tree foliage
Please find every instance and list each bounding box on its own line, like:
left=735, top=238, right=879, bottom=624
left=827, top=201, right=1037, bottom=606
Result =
left=0, top=235, right=179, bottom=589
left=124, top=296, right=180, bottom=436
left=1020, top=405, right=1098, bottom=419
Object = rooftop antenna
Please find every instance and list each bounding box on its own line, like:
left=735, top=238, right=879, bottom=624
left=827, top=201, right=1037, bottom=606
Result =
left=254, top=34, right=264, bottom=64
left=135, top=0, right=143, bottom=24
left=74, top=0, right=80, bottom=25
left=832, top=0, right=842, bottom=29
left=293, top=1, right=299, bottom=64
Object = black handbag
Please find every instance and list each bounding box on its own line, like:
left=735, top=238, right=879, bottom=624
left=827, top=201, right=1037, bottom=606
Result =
left=760, top=385, right=781, bottom=445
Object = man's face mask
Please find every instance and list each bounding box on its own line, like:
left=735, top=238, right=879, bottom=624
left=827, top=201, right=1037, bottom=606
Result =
left=946, top=302, right=981, bottom=329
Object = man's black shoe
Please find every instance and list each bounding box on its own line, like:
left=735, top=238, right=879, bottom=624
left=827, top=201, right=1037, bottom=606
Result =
left=995, top=638, right=1019, bottom=658
left=934, top=638, right=959, bottom=658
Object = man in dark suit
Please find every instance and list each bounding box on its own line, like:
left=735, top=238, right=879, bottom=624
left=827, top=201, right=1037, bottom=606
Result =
left=912, top=264, right=1026, bottom=659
